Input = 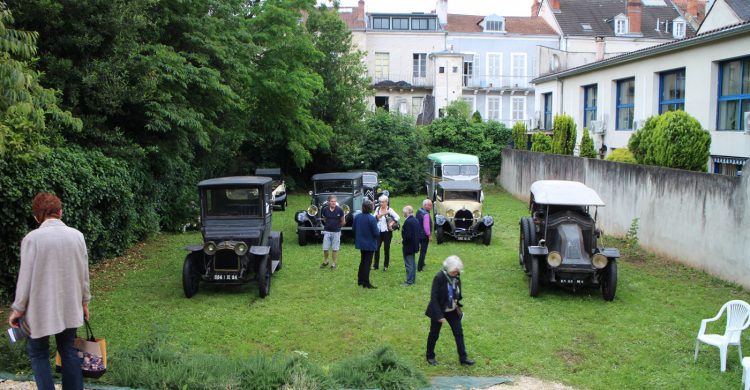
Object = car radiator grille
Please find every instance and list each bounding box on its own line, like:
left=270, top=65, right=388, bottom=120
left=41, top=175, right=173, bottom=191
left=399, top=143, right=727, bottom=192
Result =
left=454, top=210, right=473, bottom=230
left=213, top=249, right=240, bottom=271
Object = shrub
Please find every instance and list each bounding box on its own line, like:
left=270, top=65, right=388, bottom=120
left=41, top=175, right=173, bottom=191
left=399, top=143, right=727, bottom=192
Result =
left=512, top=121, right=528, bottom=150
left=331, top=346, right=429, bottom=390
left=531, top=132, right=552, bottom=153
left=634, top=111, right=711, bottom=172
left=579, top=128, right=597, bottom=158
left=471, top=110, right=482, bottom=123
left=551, top=114, right=576, bottom=155
left=606, top=148, right=637, bottom=163
left=444, top=99, right=472, bottom=120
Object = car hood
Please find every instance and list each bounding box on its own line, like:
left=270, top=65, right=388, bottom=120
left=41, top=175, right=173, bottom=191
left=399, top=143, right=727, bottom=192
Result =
left=314, top=194, right=354, bottom=210
left=437, top=200, right=482, bottom=213
left=202, top=219, right=263, bottom=244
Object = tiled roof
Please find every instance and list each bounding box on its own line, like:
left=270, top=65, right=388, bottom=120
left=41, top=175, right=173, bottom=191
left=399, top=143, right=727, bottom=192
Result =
left=672, top=0, right=707, bottom=25
left=554, top=0, right=694, bottom=38
left=726, top=0, right=750, bottom=21
left=337, top=7, right=365, bottom=29
left=445, top=14, right=557, bottom=35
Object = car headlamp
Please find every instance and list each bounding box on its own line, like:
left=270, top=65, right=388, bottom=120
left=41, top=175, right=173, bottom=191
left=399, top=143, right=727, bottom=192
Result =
left=546, top=251, right=562, bottom=267
left=204, top=241, right=217, bottom=255
left=592, top=253, right=608, bottom=269
left=235, top=242, right=248, bottom=256
left=296, top=212, right=306, bottom=222
left=307, top=205, right=318, bottom=217
left=343, top=204, right=350, bottom=215
left=473, top=210, right=481, bottom=219
left=446, top=209, right=455, bottom=218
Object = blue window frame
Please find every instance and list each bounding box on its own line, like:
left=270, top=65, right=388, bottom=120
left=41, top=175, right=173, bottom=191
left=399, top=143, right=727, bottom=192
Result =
left=717, top=56, right=750, bottom=131
left=616, top=78, right=635, bottom=130
left=543, top=93, right=552, bottom=130
left=659, top=69, right=685, bottom=113
left=583, top=85, right=597, bottom=128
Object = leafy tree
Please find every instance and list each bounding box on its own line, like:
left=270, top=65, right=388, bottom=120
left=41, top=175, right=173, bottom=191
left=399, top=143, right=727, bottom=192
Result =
left=471, top=110, right=482, bottom=123
left=531, top=132, right=552, bottom=153
left=512, top=121, right=527, bottom=150
left=444, top=99, right=472, bottom=120
left=579, top=128, right=596, bottom=158
left=551, top=114, right=576, bottom=155
left=606, top=148, right=637, bottom=163
left=629, top=111, right=711, bottom=172
left=627, top=116, right=658, bottom=163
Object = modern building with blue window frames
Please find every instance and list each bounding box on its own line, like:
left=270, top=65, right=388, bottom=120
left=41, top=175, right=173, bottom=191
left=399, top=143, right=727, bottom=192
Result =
left=659, top=69, right=686, bottom=113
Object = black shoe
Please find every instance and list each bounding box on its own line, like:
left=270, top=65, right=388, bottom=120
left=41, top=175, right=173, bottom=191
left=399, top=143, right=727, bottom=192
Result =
left=365, top=284, right=377, bottom=289
left=383, top=267, right=388, bottom=272
left=417, top=267, right=423, bottom=272
left=426, top=358, right=438, bottom=366
left=373, top=266, right=379, bottom=270
left=460, top=358, right=475, bottom=366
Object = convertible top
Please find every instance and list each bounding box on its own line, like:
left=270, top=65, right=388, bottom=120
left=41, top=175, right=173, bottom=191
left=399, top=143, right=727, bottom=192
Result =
left=530, top=180, right=605, bottom=206
left=438, top=180, right=482, bottom=191
left=312, top=172, right=363, bottom=181
left=255, top=168, right=282, bottom=178
left=198, top=176, right=272, bottom=188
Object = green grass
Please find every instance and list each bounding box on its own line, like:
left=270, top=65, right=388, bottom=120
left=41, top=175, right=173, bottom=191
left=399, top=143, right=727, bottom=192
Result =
left=4, top=186, right=748, bottom=389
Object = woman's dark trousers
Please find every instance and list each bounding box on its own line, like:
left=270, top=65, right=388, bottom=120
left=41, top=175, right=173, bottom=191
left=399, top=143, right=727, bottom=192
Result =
left=373, top=231, right=392, bottom=269
left=358, top=250, right=374, bottom=286
left=426, top=310, right=466, bottom=361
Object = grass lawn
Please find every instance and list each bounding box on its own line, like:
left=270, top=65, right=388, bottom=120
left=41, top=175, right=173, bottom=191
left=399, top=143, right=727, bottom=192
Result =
left=15, top=187, right=750, bottom=389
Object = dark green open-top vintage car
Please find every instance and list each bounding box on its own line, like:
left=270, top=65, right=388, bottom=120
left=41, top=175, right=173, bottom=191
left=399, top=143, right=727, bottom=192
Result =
left=183, top=176, right=283, bottom=299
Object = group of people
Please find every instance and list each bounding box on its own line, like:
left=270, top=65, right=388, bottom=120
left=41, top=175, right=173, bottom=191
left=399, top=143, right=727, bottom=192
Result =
left=320, top=195, right=475, bottom=366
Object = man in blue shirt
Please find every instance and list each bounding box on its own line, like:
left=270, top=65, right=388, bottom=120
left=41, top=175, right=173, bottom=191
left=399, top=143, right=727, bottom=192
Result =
left=321, top=195, right=345, bottom=269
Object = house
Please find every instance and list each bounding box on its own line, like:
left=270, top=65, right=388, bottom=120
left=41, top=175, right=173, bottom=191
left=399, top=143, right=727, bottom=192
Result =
left=531, top=21, right=750, bottom=176
left=698, top=0, right=750, bottom=32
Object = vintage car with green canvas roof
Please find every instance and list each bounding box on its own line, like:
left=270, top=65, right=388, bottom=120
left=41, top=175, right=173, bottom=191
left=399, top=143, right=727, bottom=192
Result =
left=425, top=152, right=480, bottom=200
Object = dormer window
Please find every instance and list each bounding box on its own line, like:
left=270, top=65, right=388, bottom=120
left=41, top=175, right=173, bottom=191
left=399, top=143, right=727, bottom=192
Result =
left=482, top=14, right=505, bottom=33
left=614, top=14, right=628, bottom=35
left=673, top=18, right=686, bottom=38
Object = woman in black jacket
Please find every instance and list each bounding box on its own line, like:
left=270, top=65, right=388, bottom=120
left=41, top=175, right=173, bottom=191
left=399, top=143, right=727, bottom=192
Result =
left=424, top=255, right=474, bottom=366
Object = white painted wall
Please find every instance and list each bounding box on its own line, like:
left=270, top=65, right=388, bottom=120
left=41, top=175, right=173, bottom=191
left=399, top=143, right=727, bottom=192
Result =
left=533, top=31, right=750, bottom=161
left=364, top=32, right=445, bottom=83
left=698, top=0, right=743, bottom=33
left=432, top=53, right=464, bottom=115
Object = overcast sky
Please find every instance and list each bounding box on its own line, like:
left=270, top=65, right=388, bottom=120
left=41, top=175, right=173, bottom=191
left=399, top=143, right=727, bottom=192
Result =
left=318, top=0, right=535, bottom=16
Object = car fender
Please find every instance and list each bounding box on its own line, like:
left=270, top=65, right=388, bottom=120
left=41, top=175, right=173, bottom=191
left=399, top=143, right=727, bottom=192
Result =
left=600, top=248, right=620, bottom=258
left=185, top=244, right=203, bottom=252
left=250, top=246, right=270, bottom=256
left=482, top=216, right=494, bottom=227
left=529, top=246, right=549, bottom=256
left=435, top=214, right=447, bottom=226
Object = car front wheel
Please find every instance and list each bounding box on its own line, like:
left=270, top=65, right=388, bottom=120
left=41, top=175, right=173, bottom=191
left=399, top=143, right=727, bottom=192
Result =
left=529, top=257, right=540, bottom=298
left=298, top=228, right=307, bottom=246
left=182, top=253, right=200, bottom=298
left=258, top=255, right=272, bottom=298
left=436, top=226, right=445, bottom=244
left=601, top=260, right=617, bottom=301
left=482, top=226, right=492, bottom=246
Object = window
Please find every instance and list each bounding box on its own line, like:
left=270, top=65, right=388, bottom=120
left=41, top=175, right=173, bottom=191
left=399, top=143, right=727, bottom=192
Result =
left=543, top=93, right=552, bottom=130
left=413, top=53, right=427, bottom=79
left=583, top=85, right=598, bottom=128
left=392, top=18, right=409, bottom=30
left=614, top=16, right=628, bottom=35
left=485, top=20, right=503, bottom=31
left=712, top=156, right=746, bottom=176
left=412, top=97, right=424, bottom=115
left=462, top=96, right=476, bottom=113
left=673, top=20, right=686, bottom=39
left=374, top=52, right=389, bottom=81
left=659, top=69, right=685, bottom=113
left=581, top=23, right=592, bottom=31
left=411, top=18, right=436, bottom=30
left=511, top=53, right=527, bottom=88
left=512, top=97, right=526, bottom=121
left=718, top=57, right=750, bottom=131
left=463, top=54, right=475, bottom=87
left=616, top=78, right=635, bottom=130
left=373, top=17, right=390, bottom=30
left=375, top=96, right=389, bottom=111
left=487, top=53, right=502, bottom=86
left=487, top=96, right=501, bottom=121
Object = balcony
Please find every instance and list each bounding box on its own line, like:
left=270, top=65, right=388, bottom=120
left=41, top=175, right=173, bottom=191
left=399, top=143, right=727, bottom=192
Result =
left=462, top=75, right=534, bottom=91
left=371, top=74, right=432, bottom=89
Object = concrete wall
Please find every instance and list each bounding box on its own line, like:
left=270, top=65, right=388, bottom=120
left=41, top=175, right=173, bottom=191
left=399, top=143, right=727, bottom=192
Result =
left=499, top=149, right=750, bottom=290
left=698, top=0, right=741, bottom=33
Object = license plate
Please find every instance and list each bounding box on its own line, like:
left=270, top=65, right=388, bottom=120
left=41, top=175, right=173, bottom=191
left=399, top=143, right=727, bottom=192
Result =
left=213, top=274, right=239, bottom=281
left=559, top=279, right=584, bottom=285
left=457, top=236, right=471, bottom=241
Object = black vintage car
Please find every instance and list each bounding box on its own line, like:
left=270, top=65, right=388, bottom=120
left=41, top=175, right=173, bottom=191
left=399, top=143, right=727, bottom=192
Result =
left=255, top=168, right=287, bottom=211
left=183, top=176, right=283, bottom=299
left=294, top=172, right=364, bottom=246
left=519, top=180, right=619, bottom=301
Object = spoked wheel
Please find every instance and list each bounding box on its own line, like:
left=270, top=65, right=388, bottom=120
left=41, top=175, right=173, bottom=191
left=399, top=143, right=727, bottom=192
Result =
left=258, top=255, right=272, bottom=298
left=482, top=226, right=492, bottom=246
left=529, top=257, right=540, bottom=298
left=182, top=253, right=200, bottom=298
left=601, top=260, right=618, bottom=301
left=436, top=226, right=445, bottom=244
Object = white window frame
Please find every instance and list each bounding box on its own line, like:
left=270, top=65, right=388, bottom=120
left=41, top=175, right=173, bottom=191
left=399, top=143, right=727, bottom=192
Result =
left=510, top=53, right=527, bottom=88
left=511, top=96, right=526, bottom=122
left=462, top=96, right=476, bottom=113
left=486, top=96, right=501, bottom=121
left=614, top=15, right=628, bottom=35
left=412, top=96, right=424, bottom=116
left=463, top=52, right=476, bottom=87
left=673, top=20, right=686, bottom=39
left=486, top=53, right=502, bottom=87
left=374, top=52, right=389, bottom=81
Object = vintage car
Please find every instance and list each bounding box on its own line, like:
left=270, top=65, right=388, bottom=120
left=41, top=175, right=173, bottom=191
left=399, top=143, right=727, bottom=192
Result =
left=519, top=180, right=619, bottom=301
left=183, top=177, right=283, bottom=299
left=425, top=152, right=480, bottom=201
left=294, top=172, right=364, bottom=246
left=433, top=180, right=493, bottom=245
left=255, top=168, right=287, bottom=211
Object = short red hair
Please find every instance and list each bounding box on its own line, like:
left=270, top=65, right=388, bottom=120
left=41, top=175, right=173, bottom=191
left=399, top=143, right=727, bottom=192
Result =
left=32, top=192, right=62, bottom=222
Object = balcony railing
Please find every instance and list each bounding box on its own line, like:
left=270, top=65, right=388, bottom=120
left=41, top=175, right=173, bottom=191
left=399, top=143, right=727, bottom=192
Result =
left=371, top=74, right=432, bottom=88
left=463, top=75, right=534, bottom=90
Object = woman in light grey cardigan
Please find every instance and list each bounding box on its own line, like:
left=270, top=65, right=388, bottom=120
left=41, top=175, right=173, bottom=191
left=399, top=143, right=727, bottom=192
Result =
left=8, top=192, right=90, bottom=390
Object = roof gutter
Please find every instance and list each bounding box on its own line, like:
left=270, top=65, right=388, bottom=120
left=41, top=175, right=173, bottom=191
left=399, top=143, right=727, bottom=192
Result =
left=532, top=22, right=750, bottom=84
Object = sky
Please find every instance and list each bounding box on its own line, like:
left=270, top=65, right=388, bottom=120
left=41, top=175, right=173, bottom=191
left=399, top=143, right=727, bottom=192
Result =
left=318, top=0, right=535, bottom=17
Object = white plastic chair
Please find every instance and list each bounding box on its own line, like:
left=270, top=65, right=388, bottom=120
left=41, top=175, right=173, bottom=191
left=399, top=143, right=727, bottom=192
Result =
left=694, top=300, right=750, bottom=372
left=743, top=357, right=750, bottom=390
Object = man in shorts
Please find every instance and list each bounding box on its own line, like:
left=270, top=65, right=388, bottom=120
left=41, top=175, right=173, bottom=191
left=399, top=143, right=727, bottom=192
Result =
left=321, top=195, right=345, bottom=269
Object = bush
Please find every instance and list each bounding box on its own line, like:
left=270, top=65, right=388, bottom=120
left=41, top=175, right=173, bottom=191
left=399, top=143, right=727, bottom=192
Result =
left=551, top=114, right=576, bottom=155
left=471, top=110, right=482, bottom=123
left=512, top=121, right=528, bottom=150
left=629, top=111, right=711, bottom=172
left=531, top=132, right=552, bottom=153
left=579, top=128, right=597, bottom=158
left=606, top=148, right=637, bottom=163
left=331, top=346, right=429, bottom=390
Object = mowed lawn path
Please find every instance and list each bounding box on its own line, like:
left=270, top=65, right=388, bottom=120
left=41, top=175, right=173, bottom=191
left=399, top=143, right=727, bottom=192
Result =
left=90, top=187, right=749, bottom=389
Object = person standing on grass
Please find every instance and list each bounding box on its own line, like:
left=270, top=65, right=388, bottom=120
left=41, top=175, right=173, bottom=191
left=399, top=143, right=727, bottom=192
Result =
left=400, top=205, right=420, bottom=286
left=353, top=200, right=379, bottom=289
left=424, top=256, right=474, bottom=367
left=321, top=195, right=345, bottom=270
left=416, top=199, right=433, bottom=272
left=8, top=192, right=91, bottom=390
left=373, top=195, right=399, bottom=272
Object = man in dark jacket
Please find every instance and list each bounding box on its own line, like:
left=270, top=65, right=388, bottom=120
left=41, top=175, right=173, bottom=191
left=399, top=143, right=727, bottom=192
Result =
left=400, top=205, right=420, bottom=286
left=415, top=199, right=433, bottom=272
left=424, top=256, right=475, bottom=366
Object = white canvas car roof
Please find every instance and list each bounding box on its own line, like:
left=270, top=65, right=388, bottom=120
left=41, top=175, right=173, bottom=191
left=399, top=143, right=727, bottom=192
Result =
left=530, top=180, right=605, bottom=206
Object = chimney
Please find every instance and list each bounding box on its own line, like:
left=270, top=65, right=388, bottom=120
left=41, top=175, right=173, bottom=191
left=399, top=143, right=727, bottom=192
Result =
left=595, top=36, right=605, bottom=61
left=357, top=0, right=365, bottom=23
left=531, top=0, right=541, bottom=16
left=436, top=0, right=448, bottom=26
left=627, top=0, right=642, bottom=34
left=549, top=0, right=560, bottom=10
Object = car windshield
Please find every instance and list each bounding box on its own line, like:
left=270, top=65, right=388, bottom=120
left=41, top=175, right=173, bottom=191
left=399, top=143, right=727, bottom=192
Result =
left=315, top=179, right=354, bottom=193
left=444, top=190, right=480, bottom=202
left=204, top=187, right=261, bottom=217
left=443, top=164, right=478, bottom=176
left=362, top=174, right=377, bottom=186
